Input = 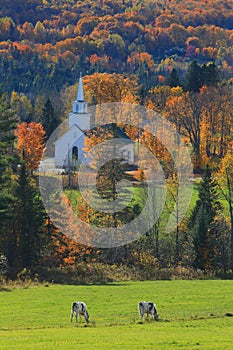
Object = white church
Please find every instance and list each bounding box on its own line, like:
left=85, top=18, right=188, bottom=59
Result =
left=54, top=74, right=135, bottom=169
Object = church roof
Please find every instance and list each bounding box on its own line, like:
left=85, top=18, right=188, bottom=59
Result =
left=111, top=126, right=133, bottom=141
left=54, top=123, right=84, bottom=145
left=87, top=124, right=134, bottom=143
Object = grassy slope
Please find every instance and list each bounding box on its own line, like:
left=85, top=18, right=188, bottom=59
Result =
left=66, top=181, right=200, bottom=219
left=0, top=280, right=233, bottom=349
left=66, top=181, right=231, bottom=230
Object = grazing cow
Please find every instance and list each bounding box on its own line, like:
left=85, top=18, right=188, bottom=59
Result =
left=138, top=301, right=159, bottom=321
left=70, top=302, right=89, bottom=324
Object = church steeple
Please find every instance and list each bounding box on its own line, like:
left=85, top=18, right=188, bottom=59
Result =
left=77, top=72, right=84, bottom=102
left=69, top=72, right=90, bottom=130
left=72, top=73, right=88, bottom=114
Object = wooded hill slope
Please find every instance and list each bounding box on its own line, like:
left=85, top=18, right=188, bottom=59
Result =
left=1, top=0, right=233, bottom=96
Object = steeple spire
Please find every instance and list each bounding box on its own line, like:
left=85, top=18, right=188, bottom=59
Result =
left=72, top=72, right=88, bottom=114
left=77, top=72, right=84, bottom=102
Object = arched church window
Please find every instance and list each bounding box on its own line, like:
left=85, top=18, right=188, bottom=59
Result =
left=72, top=146, right=78, bottom=160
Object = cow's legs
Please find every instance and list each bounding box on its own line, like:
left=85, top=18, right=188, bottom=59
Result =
left=70, top=310, right=74, bottom=322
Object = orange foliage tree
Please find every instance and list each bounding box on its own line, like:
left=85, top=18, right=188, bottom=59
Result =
left=82, top=72, right=139, bottom=104
left=15, top=122, right=45, bottom=171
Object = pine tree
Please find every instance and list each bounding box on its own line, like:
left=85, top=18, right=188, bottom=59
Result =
left=189, top=165, right=221, bottom=270
left=168, top=68, right=181, bottom=88
left=201, top=63, right=219, bottom=87
left=0, top=92, right=18, bottom=263
left=13, top=163, right=47, bottom=271
left=0, top=92, right=18, bottom=180
left=186, top=61, right=219, bottom=93
left=41, top=98, right=60, bottom=138
left=186, top=60, right=202, bottom=92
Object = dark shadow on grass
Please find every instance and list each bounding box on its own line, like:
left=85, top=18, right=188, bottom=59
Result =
left=53, top=281, right=126, bottom=286
left=136, top=318, right=170, bottom=324
left=0, top=287, right=12, bottom=292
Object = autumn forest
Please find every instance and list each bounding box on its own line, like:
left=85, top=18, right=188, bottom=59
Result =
left=1, top=0, right=233, bottom=282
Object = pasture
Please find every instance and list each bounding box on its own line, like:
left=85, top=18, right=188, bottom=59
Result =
left=0, top=280, right=233, bottom=349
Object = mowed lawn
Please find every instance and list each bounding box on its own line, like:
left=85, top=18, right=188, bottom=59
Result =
left=0, top=280, right=233, bottom=350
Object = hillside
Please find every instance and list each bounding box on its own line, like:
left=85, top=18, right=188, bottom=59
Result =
left=1, top=0, right=233, bottom=96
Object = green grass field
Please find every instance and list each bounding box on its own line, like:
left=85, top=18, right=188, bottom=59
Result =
left=1, top=280, right=233, bottom=349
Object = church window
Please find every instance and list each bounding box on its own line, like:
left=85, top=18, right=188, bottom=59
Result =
left=72, top=146, right=78, bottom=160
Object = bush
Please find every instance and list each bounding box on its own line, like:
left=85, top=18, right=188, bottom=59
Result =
left=37, top=262, right=214, bottom=284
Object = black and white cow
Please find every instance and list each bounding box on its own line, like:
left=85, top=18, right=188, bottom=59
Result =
left=138, top=301, right=159, bottom=321
left=70, top=302, right=89, bottom=324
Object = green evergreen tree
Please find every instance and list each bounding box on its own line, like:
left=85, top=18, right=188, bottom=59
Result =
left=168, top=68, right=181, bottom=88
left=201, top=63, right=219, bottom=87
left=0, top=92, right=18, bottom=265
left=0, top=92, right=18, bottom=186
left=186, top=60, right=202, bottom=92
left=41, top=98, right=60, bottom=138
left=13, top=163, right=47, bottom=272
left=189, top=165, right=221, bottom=270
